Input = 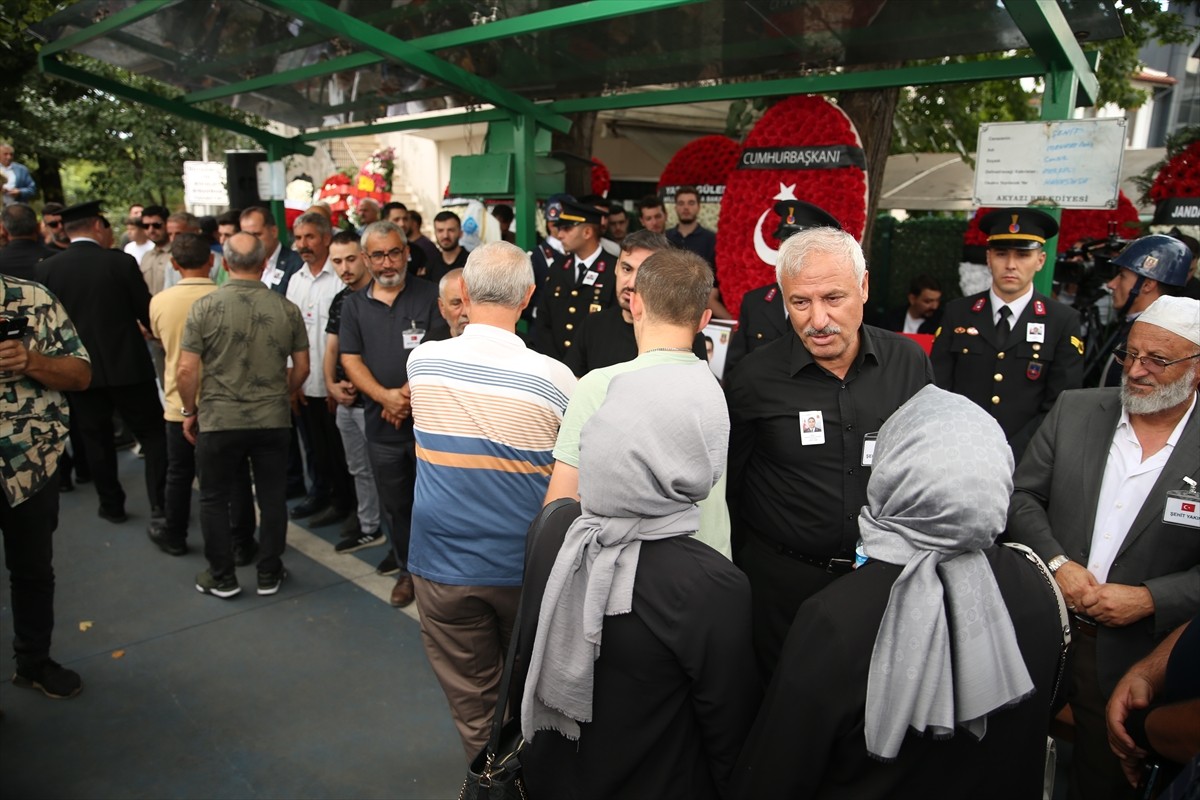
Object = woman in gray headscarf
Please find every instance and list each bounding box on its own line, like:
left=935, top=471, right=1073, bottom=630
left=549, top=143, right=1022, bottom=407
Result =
left=734, top=385, right=1067, bottom=800
left=520, top=360, right=760, bottom=800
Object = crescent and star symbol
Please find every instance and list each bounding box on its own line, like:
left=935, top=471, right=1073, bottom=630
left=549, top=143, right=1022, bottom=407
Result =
left=753, top=182, right=799, bottom=266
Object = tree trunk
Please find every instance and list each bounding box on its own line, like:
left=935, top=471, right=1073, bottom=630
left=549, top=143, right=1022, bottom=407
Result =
left=33, top=153, right=64, bottom=204
left=551, top=111, right=597, bottom=197
left=837, top=64, right=902, bottom=257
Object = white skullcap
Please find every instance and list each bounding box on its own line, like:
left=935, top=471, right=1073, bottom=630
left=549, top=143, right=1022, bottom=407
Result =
left=1137, top=296, right=1200, bottom=347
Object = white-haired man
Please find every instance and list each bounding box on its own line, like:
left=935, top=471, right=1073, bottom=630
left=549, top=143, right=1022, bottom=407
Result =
left=406, top=241, right=576, bottom=758
left=726, top=226, right=933, bottom=683
left=1009, top=295, right=1200, bottom=800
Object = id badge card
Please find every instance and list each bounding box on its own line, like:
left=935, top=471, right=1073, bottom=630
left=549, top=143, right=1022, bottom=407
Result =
left=582, top=270, right=599, bottom=286
left=1163, top=481, right=1200, bottom=529
left=799, top=411, right=825, bottom=446
left=1026, top=323, right=1045, bottom=344
left=264, top=267, right=284, bottom=287
left=402, top=323, right=426, bottom=351
left=861, top=433, right=878, bottom=467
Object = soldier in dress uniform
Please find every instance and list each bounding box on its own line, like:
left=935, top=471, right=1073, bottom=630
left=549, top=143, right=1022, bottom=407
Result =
left=725, top=200, right=842, bottom=377
left=533, top=199, right=617, bottom=360
left=931, top=207, right=1083, bottom=461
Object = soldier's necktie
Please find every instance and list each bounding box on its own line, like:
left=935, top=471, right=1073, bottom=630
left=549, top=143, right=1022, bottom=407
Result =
left=996, top=304, right=1012, bottom=345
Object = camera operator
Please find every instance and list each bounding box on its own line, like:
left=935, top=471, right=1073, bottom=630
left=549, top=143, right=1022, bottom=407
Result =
left=1097, top=235, right=1193, bottom=387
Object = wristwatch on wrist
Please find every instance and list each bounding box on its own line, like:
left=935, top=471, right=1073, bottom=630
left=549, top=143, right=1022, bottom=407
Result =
left=180, top=407, right=196, bottom=418
left=1047, top=554, right=1070, bottom=574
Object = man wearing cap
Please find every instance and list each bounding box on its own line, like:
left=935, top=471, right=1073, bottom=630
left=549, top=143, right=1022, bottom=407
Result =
left=35, top=201, right=167, bottom=524
left=1008, top=295, right=1200, bottom=800
left=725, top=200, right=841, bottom=377
left=1098, top=235, right=1193, bottom=388
left=931, top=207, right=1084, bottom=461
left=533, top=199, right=617, bottom=360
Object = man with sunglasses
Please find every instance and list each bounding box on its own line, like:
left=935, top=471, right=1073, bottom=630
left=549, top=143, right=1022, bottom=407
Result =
left=41, top=203, right=69, bottom=252
left=137, top=205, right=172, bottom=297
left=1009, top=295, right=1200, bottom=800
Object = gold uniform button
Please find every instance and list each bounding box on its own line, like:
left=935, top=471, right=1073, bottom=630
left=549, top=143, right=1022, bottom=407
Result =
left=997, top=352, right=1006, bottom=360
left=568, top=307, right=576, bottom=314
left=991, top=395, right=1001, bottom=405
left=565, top=323, right=574, bottom=331
left=755, top=333, right=763, bottom=339
left=563, top=340, right=571, bottom=348
left=570, top=290, right=579, bottom=297
left=1033, top=353, right=1040, bottom=359
left=962, top=348, right=969, bottom=354
left=1032, top=343, right=1041, bottom=351
left=994, top=373, right=1003, bottom=382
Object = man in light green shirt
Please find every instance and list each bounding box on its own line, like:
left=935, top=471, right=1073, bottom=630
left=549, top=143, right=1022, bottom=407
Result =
left=544, top=247, right=732, bottom=558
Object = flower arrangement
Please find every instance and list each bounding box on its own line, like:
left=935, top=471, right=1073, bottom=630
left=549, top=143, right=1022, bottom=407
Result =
left=591, top=157, right=611, bottom=197
left=317, top=173, right=354, bottom=225
left=1148, top=139, right=1200, bottom=203
left=345, top=147, right=395, bottom=228
left=714, top=95, right=868, bottom=313
left=964, top=192, right=1141, bottom=252
left=659, top=135, right=741, bottom=232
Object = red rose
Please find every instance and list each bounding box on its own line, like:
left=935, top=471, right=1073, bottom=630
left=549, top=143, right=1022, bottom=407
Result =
left=659, top=136, right=741, bottom=191
left=1150, top=141, right=1200, bottom=202
left=591, top=158, right=611, bottom=197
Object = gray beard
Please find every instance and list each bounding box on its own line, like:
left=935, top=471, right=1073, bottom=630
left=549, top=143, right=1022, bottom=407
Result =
left=1121, top=364, right=1199, bottom=415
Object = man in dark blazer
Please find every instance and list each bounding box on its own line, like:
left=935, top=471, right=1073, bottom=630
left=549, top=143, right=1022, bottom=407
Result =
left=0, top=204, right=54, bottom=281
left=878, top=273, right=943, bottom=335
left=1008, top=296, right=1200, bottom=800
left=35, top=201, right=166, bottom=524
left=932, top=207, right=1083, bottom=462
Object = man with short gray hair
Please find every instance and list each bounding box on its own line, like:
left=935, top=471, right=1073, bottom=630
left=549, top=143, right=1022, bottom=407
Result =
left=178, top=232, right=309, bottom=598
left=339, top=220, right=446, bottom=606
left=726, top=225, right=932, bottom=682
left=406, top=241, right=575, bottom=757
left=0, top=203, right=53, bottom=281
left=437, top=267, right=468, bottom=337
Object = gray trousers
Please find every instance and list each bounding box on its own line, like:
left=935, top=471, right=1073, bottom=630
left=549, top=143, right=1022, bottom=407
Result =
left=335, top=404, right=381, bottom=534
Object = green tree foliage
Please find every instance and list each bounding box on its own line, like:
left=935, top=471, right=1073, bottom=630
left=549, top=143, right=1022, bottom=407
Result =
left=1, top=0, right=261, bottom=209
left=1089, top=0, right=1198, bottom=110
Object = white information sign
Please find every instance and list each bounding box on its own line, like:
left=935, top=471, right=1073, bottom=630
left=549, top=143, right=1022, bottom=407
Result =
left=974, top=119, right=1125, bottom=209
left=183, top=161, right=229, bottom=206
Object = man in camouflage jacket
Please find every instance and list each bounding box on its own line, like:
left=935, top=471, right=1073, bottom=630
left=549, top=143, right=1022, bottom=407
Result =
left=0, top=274, right=92, bottom=698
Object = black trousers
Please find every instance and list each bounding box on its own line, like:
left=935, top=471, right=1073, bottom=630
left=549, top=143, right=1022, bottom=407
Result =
left=298, top=397, right=353, bottom=513
left=195, top=428, right=289, bottom=578
left=68, top=382, right=166, bottom=514
left=367, top=439, right=416, bottom=576
left=1, top=472, right=60, bottom=666
left=164, top=421, right=255, bottom=546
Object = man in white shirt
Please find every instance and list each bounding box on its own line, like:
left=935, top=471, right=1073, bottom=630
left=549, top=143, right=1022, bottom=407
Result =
left=1008, top=295, right=1200, bottom=800
left=285, top=212, right=353, bottom=527
left=123, top=215, right=154, bottom=265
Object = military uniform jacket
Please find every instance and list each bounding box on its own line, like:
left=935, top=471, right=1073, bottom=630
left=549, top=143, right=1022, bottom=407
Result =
left=725, top=284, right=789, bottom=378
left=931, top=290, right=1082, bottom=449
left=533, top=248, right=616, bottom=361
left=35, top=241, right=155, bottom=388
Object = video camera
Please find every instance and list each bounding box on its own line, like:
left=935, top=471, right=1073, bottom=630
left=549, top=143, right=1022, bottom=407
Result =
left=1053, top=222, right=1132, bottom=311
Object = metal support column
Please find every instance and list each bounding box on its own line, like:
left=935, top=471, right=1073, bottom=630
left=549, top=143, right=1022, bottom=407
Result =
left=512, top=113, right=538, bottom=252
left=1034, top=66, right=1080, bottom=295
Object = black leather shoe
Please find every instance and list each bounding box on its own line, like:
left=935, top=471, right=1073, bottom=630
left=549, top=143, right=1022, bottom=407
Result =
left=98, top=507, right=128, bottom=524
left=147, top=526, right=187, bottom=556
left=307, top=506, right=349, bottom=528
left=289, top=497, right=328, bottom=519
left=285, top=484, right=307, bottom=500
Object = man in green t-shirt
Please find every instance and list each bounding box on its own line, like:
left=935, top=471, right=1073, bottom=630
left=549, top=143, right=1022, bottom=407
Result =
left=543, top=248, right=731, bottom=558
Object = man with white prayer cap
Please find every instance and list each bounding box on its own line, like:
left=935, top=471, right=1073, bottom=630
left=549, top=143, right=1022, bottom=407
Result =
left=1009, top=295, right=1200, bottom=800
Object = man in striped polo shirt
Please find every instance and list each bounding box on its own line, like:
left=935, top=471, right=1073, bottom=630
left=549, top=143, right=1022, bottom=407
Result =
left=407, top=241, right=576, bottom=759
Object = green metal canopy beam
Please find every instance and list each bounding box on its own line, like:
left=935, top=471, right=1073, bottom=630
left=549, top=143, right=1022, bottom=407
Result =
left=254, top=0, right=572, bottom=134
left=298, top=109, right=512, bottom=142
left=548, top=56, right=1052, bottom=114
left=1003, top=0, right=1099, bottom=104
left=39, top=0, right=175, bottom=58
left=183, top=0, right=700, bottom=104
left=39, top=56, right=313, bottom=157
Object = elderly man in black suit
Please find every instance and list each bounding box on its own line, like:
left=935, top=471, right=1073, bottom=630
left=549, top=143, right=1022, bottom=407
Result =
left=0, top=204, right=54, bottom=281
left=1009, top=295, right=1200, bottom=800
left=35, top=201, right=166, bottom=524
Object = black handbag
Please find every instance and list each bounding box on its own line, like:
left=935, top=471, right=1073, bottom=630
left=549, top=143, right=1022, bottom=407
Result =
left=459, top=499, right=581, bottom=800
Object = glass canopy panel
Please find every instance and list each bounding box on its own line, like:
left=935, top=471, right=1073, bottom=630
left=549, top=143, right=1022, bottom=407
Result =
left=32, top=0, right=1124, bottom=130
